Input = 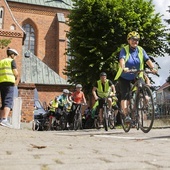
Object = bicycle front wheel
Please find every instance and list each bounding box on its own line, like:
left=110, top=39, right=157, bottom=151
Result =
left=120, top=110, right=131, bottom=133
left=108, top=111, right=115, bottom=129
left=73, top=112, right=82, bottom=130
left=136, top=85, right=154, bottom=133
left=73, top=113, right=79, bottom=130
left=103, top=106, right=108, bottom=131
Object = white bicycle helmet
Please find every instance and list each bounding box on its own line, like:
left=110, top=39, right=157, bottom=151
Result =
left=76, top=84, right=82, bottom=88
left=63, top=89, right=69, bottom=94
left=7, top=48, right=19, bottom=56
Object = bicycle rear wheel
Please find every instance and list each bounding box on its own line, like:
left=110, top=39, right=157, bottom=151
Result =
left=120, top=110, right=131, bottom=133
left=136, top=85, right=154, bottom=133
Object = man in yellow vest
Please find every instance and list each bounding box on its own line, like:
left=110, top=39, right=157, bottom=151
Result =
left=114, top=31, right=157, bottom=123
left=0, top=48, right=19, bottom=128
left=92, top=72, right=116, bottom=128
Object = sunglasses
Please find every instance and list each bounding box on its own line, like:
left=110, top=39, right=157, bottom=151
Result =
left=130, top=38, right=139, bottom=41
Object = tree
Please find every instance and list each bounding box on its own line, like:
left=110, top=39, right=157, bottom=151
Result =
left=165, top=6, right=170, bottom=55
left=64, top=0, right=169, bottom=95
left=0, top=38, right=11, bottom=49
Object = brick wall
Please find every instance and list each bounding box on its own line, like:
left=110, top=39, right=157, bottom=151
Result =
left=8, top=2, right=70, bottom=79
left=18, top=83, right=35, bottom=122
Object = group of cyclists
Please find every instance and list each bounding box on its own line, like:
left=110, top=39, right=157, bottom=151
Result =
left=46, top=70, right=121, bottom=130
left=40, top=31, right=158, bottom=131
left=47, top=84, right=86, bottom=130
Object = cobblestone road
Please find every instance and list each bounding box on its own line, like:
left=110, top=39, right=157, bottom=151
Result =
left=0, top=123, right=170, bottom=170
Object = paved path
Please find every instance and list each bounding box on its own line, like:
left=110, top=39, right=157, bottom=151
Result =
left=0, top=124, right=170, bottom=170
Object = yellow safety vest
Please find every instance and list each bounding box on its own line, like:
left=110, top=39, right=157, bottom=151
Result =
left=97, top=79, right=111, bottom=98
left=114, top=45, right=144, bottom=80
left=0, top=58, right=15, bottom=83
left=50, top=100, right=58, bottom=112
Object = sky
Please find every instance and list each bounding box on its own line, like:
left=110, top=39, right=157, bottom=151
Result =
left=151, top=0, right=170, bottom=86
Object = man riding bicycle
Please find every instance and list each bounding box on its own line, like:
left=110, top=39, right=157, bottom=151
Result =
left=92, top=72, right=116, bottom=128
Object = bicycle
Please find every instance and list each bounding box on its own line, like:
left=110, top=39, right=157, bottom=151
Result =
left=94, top=97, right=113, bottom=131
left=72, top=103, right=86, bottom=130
left=120, top=69, right=158, bottom=133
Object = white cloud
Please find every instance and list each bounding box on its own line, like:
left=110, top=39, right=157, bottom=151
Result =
left=151, top=0, right=170, bottom=86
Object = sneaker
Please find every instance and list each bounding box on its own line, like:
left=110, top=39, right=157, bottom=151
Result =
left=108, top=111, right=112, bottom=116
left=67, top=123, right=70, bottom=128
left=99, top=122, right=103, bottom=128
left=0, top=120, right=13, bottom=128
left=99, top=124, right=103, bottom=128
left=124, top=116, right=131, bottom=123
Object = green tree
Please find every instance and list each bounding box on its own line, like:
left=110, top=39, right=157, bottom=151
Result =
left=165, top=6, right=170, bottom=55
left=64, top=0, right=169, bottom=95
left=0, top=38, right=11, bottom=49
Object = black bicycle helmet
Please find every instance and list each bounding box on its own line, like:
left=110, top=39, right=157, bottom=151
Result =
left=100, top=72, right=107, bottom=77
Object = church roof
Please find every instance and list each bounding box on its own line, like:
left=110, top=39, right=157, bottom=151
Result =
left=21, top=50, right=69, bottom=85
left=7, top=0, right=73, bottom=10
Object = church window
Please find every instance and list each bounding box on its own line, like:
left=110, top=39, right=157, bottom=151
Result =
left=23, top=24, right=35, bottom=54
left=0, top=7, right=4, bottom=29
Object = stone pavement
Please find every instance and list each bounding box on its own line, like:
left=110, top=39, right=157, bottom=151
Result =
left=0, top=120, right=170, bottom=170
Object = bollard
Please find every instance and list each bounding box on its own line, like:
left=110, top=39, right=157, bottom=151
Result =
left=12, top=97, right=22, bottom=129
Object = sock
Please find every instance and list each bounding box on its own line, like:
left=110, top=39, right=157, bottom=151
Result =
left=2, top=118, right=7, bottom=121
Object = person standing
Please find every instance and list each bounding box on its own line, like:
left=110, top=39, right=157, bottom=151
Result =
left=114, top=31, right=157, bottom=122
left=0, top=48, right=19, bottom=128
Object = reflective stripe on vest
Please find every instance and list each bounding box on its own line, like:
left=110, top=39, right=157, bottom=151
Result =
left=114, top=45, right=144, bottom=80
left=97, top=79, right=111, bottom=98
left=0, top=58, right=15, bottom=83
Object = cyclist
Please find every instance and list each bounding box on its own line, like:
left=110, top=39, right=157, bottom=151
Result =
left=68, top=84, right=87, bottom=125
left=48, top=96, right=58, bottom=129
left=114, top=31, right=157, bottom=123
left=92, top=72, right=116, bottom=127
left=56, top=89, right=70, bottom=122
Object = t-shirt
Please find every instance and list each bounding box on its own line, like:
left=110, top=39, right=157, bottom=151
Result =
left=71, top=91, right=85, bottom=104
left=11, top=60, right=17, bottom=69
left=119, top=46, right=149, bottom=80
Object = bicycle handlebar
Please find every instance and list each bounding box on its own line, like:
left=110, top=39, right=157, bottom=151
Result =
left=124, top=68, right=159, bottom=77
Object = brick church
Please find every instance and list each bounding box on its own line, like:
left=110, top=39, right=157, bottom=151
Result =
left=0, top=0, right=73, bottom=122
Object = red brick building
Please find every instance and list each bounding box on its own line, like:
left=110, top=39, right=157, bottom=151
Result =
left=0, top=0, right=73, bottom=122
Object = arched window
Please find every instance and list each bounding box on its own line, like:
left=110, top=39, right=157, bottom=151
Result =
left=10, top=24, right=16, bottom=30
left=22, top=24, right=35, bottom=54
left=0, top=7, right=4, bottom=29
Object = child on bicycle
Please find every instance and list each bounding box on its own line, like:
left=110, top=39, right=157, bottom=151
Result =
left=48, top=96, right=59, bottom=129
